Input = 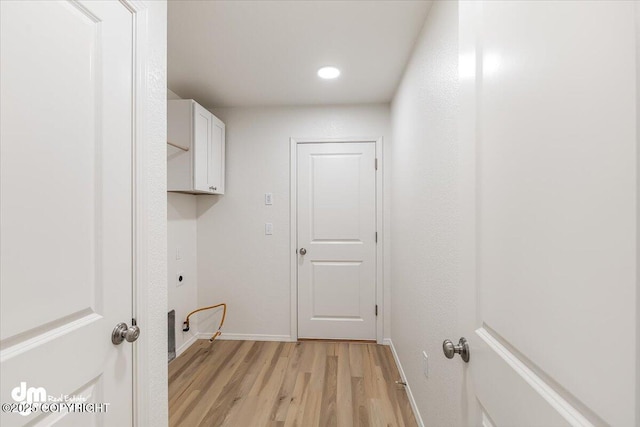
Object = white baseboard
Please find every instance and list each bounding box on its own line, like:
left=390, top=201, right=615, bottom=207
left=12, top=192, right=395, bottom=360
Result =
left=384, top=339, right=425, bottom=427
left=197, top=332, right=294, bottom=342
left=175, top=334, right=198, bottom=358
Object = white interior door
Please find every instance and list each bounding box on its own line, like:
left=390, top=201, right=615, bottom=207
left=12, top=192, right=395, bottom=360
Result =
left=1, top=1, right=136, bottom=426
left=459, top=1, right=638, bottom=425
left=297, top=142, right=377, bottom=340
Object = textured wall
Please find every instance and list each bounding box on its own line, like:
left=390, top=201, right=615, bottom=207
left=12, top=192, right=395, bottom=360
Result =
left=390, top=1, right=461, bottom=425
left=196, top=105, right=392, bottom=339
left=142, top=1, right=168, bottom=426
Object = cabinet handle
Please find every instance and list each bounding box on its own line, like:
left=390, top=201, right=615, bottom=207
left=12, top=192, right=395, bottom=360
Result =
left=209, top=186, right=217, bottom=191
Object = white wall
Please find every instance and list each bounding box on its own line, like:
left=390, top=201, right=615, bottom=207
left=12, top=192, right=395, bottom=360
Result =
left=196, top=105, right=392, bottom=340
left=166, top=89, right=199, bottom=356
left=390, top=1, right=461, bottom=426
left=167, top=89, right=181, bottom=100
left=167, top=193, right=198, bottom=354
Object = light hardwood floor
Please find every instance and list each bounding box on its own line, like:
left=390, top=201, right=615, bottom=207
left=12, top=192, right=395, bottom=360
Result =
left=169, top=340, right=418, bottom=427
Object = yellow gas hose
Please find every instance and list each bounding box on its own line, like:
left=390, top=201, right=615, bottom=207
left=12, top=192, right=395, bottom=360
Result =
left=182, top=303, right=227, bottom=342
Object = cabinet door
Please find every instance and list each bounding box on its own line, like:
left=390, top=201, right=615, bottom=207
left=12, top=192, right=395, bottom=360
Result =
left=208, top=115, right=225, bottom=194
left=193, top=103, right=212, bottom=192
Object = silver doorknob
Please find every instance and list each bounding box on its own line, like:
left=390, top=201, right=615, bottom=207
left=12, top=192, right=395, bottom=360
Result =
left=112, top=322, right=141, bottom=345
left=443, top=337, right=470, bottom=362
left=299, top=248, right=307, bottom=255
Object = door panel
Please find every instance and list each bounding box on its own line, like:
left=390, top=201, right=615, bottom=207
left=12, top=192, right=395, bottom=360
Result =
left=1, top=0, right=101, bottom=340
left=193, top=103, right=211, bottom=192
left=209, top=116, right=225, bottom=194
left=460, top=1, right=638, bottom=425
left=1, top=1, right=134, bottom=425
left=297, top=142, right=376, bottom=340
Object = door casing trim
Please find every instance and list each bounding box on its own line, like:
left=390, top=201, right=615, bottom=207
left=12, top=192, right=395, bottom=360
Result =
left=122, top=1, right=168, bottom=425
left=289, top=137, right=384, bottom=344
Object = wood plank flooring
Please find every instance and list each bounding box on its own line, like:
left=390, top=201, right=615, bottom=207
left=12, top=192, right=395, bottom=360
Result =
left=169, top=340, right=418, bottom=427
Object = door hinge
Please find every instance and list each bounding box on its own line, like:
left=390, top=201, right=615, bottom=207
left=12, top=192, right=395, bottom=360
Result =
left=375, top=305, right=378, bottom=316
left=375, top=158, right=378, bottom=170
left=375, top=231, right=378, bottom=243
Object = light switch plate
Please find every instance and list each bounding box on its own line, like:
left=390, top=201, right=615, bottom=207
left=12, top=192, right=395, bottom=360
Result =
left=265, top=223, right=273, bottom=235
left=265, top=193, right=273, bottom=205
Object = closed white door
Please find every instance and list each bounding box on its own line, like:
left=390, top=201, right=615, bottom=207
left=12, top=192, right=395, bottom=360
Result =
left=458, top=1, right=638, bottom=425
left=1, top=1, right=136, bottom=426
left=297, top=142, right=377, bottom=340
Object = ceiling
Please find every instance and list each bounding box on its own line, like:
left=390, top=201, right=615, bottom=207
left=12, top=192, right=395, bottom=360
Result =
left=168, top=0, right=432, bottom=107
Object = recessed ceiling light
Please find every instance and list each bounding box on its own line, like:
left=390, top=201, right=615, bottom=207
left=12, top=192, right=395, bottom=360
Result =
left=317, top=66, right=340, bottom=79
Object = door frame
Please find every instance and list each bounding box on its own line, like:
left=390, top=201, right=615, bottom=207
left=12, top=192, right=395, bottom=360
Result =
left=124, top=1, right=167, bottom=425
left=289, top=137, right=384, bottom=344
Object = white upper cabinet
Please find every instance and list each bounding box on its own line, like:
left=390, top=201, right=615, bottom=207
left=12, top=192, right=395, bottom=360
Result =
left=168, top=99, right=225, bottom=194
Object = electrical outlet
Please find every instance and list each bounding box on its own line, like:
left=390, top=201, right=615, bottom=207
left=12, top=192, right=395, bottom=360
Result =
left=176, top=272, right=184, bottom=287
left=265, top=193, right=273, bottom=205
left=265, top=223, right=273, bottom=235
left=422, top=351, right=429, bottom=378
